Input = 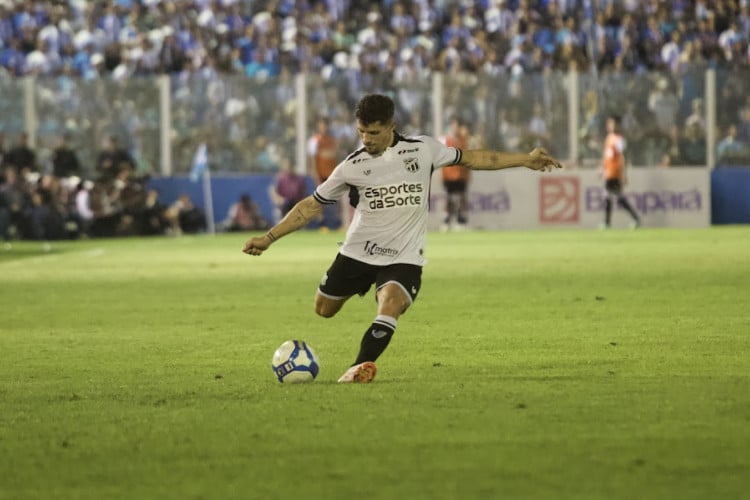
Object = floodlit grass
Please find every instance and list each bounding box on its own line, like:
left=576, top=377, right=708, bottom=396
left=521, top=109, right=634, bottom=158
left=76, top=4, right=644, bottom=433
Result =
left=1, top=227, right=749, bottom=500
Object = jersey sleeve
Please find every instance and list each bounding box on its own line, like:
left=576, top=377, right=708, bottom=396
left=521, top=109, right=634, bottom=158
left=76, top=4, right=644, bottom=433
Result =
left=420, top=135, right=462, bottom=169
left=312, top=160, right=349, bottom=204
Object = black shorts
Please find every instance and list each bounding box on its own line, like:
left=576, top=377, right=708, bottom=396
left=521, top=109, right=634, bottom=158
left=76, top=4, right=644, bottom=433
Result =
left=443, top=180, right=467, bottom=194
left=318, top=253, right=422, bottom=306
left=605, top=179, right=622, bottom=194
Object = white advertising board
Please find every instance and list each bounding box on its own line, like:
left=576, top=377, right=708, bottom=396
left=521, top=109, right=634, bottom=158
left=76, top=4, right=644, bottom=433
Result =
left=428, top=168, right=710, bottom=230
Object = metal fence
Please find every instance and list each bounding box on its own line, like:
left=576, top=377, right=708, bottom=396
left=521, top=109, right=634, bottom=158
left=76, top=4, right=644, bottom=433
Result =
left=2, top=64, right=749, bottom=177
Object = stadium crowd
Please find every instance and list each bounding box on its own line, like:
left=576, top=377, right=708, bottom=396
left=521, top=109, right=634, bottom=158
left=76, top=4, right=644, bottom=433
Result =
left=2, top=0, right=750, bottom=241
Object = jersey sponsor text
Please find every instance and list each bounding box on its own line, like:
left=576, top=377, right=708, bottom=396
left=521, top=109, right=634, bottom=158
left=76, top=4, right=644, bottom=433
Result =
left=363, top=182, right=424, bottom=210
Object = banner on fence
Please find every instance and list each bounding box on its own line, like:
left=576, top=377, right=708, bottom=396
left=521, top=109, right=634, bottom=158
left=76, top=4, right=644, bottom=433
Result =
left=427, top=168, right=710, bottom=230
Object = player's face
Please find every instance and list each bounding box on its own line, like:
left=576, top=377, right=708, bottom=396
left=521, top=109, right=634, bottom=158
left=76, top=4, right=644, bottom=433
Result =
left=356, top=120, right=394, bottom=156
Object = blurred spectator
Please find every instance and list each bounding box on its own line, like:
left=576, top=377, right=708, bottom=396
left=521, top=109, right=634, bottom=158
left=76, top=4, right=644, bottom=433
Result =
left=307, top=117, right=338, bottom=184
left=252, top=135, right=281, bottom=172
left=95, top=135, right=134, bottom=179
left=244, top=49, right=280, bottom=81
left=158, top=28, right=186, bottom=74
left=663, top=125, right=683, bottom=167
left=72, top=180, right=94, bottom=238
left=15, top=174, right=69, bottom=241
left=221, top=193, right=269, bottom=232
left=736, top=103, right=750, bottom=146
left=526, top=102, right=551, bottom=150
left=498, top=108, right=523, bottom=152
left=620, top=102, right=645, bottom=163
left=0, top=197, right=8, bottom=242
left=648, top=78, right=680, bottom=138
left=684, top=98, right=706, bottom=134
left=51, top=133, right=82, bottom=178
left=0, top=132, right=5, bottom=173
left=679, top=122, right=708, bottom=166
left=140, top=189, right=170, bottom=236
left=0, top=167, right=26, bottom=240
left=717, top=124, right=750, bottom=164
left=1, top=165, right=29, bottom=228
left=117, top=168, right=149, bottom=235
left=166, top=193, right=206, bottom=235
left=3, top=132, right=37, bottom=175
left=88, top=176, right=125, bottom=238
left=307, top=117, right=340, bottom=229
left=270, top=157, right=308, bottom=221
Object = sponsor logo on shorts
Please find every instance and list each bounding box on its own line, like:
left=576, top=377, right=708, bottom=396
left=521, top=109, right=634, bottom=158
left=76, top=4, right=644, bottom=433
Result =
left=364, top=240, right=399, bottom=257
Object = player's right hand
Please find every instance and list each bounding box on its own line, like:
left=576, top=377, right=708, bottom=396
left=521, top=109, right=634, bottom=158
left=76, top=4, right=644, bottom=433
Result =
left=242, top=235, right=271, bottom=256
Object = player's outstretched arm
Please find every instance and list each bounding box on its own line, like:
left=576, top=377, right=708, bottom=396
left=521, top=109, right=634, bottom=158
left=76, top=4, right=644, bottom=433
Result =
left=242, top=195, right=323, bottom=256
left=461, top=147, right=563, bottom=172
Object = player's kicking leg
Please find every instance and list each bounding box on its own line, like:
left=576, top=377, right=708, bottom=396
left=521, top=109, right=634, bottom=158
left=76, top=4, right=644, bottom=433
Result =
left=337, top=274, right=418, bottom=383
left=315, top=291, right=378, bottom=383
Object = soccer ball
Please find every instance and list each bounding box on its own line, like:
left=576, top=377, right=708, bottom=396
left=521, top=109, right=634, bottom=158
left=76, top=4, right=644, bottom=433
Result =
left=271, top=340, right=320, bottom=383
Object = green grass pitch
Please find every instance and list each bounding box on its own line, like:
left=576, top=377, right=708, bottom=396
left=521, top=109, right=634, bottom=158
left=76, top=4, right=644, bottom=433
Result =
left=1, top=227, right=749, bottom=500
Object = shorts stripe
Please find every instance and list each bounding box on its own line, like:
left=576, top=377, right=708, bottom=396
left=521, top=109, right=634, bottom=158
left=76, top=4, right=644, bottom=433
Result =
left=316, top=289, right=349, bottom=301
left=376, top=280, right=414, bottom=305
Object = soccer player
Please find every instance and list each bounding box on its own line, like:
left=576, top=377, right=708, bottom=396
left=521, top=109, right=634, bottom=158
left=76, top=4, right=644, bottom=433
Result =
left=601, top=115, right=641, bottom=229
left=440, top=117, right=471, bottom=231
left=242, top=94, right=562, bottom=383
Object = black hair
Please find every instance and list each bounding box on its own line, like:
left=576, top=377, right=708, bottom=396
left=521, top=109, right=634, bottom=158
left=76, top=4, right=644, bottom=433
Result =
left=354, top=94, right=395, bottom=126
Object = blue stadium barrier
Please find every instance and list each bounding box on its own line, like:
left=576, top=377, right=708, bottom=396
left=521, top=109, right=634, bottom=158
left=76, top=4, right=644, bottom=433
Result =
left=149, top=169, right=750, bottom=227
left=147, top=175, right=316, bottom=225
left=711, top=166, right=750, bottom=224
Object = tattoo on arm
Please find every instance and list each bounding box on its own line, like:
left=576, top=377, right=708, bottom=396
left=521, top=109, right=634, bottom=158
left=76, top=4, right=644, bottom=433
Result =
left=291, top=206, right=307, bottom=225
left=262, top=196, right=321, bottom=243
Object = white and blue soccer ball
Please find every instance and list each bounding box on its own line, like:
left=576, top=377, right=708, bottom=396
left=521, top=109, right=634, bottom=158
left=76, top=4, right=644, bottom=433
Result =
left=272, top=340, right=320, bottom=383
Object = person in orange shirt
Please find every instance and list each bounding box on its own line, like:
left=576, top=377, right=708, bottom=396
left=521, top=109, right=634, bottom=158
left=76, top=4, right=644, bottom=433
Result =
left=602, top=115, right=640, bottom=229
left=307, top=118, right=340, bottom=228
left=441, top=117, right=471, bottom=231
left=307, top=118, right=338, bottom=183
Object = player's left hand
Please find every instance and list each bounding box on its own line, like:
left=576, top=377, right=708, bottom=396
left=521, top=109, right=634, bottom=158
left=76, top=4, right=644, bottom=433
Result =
left=528, top=148, right=563, bottom=172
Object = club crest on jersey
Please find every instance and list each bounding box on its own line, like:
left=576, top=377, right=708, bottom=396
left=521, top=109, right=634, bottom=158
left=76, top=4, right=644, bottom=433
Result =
left=403, top=157, right=419, bottom=173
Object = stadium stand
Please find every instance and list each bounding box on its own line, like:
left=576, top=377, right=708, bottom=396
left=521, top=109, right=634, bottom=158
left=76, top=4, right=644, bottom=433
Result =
left=1, top=0, right=750, bottom=240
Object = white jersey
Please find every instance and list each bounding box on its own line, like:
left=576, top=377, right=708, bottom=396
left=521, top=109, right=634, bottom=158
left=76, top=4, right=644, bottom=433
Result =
left=313, top=133, right=462, bottom=266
